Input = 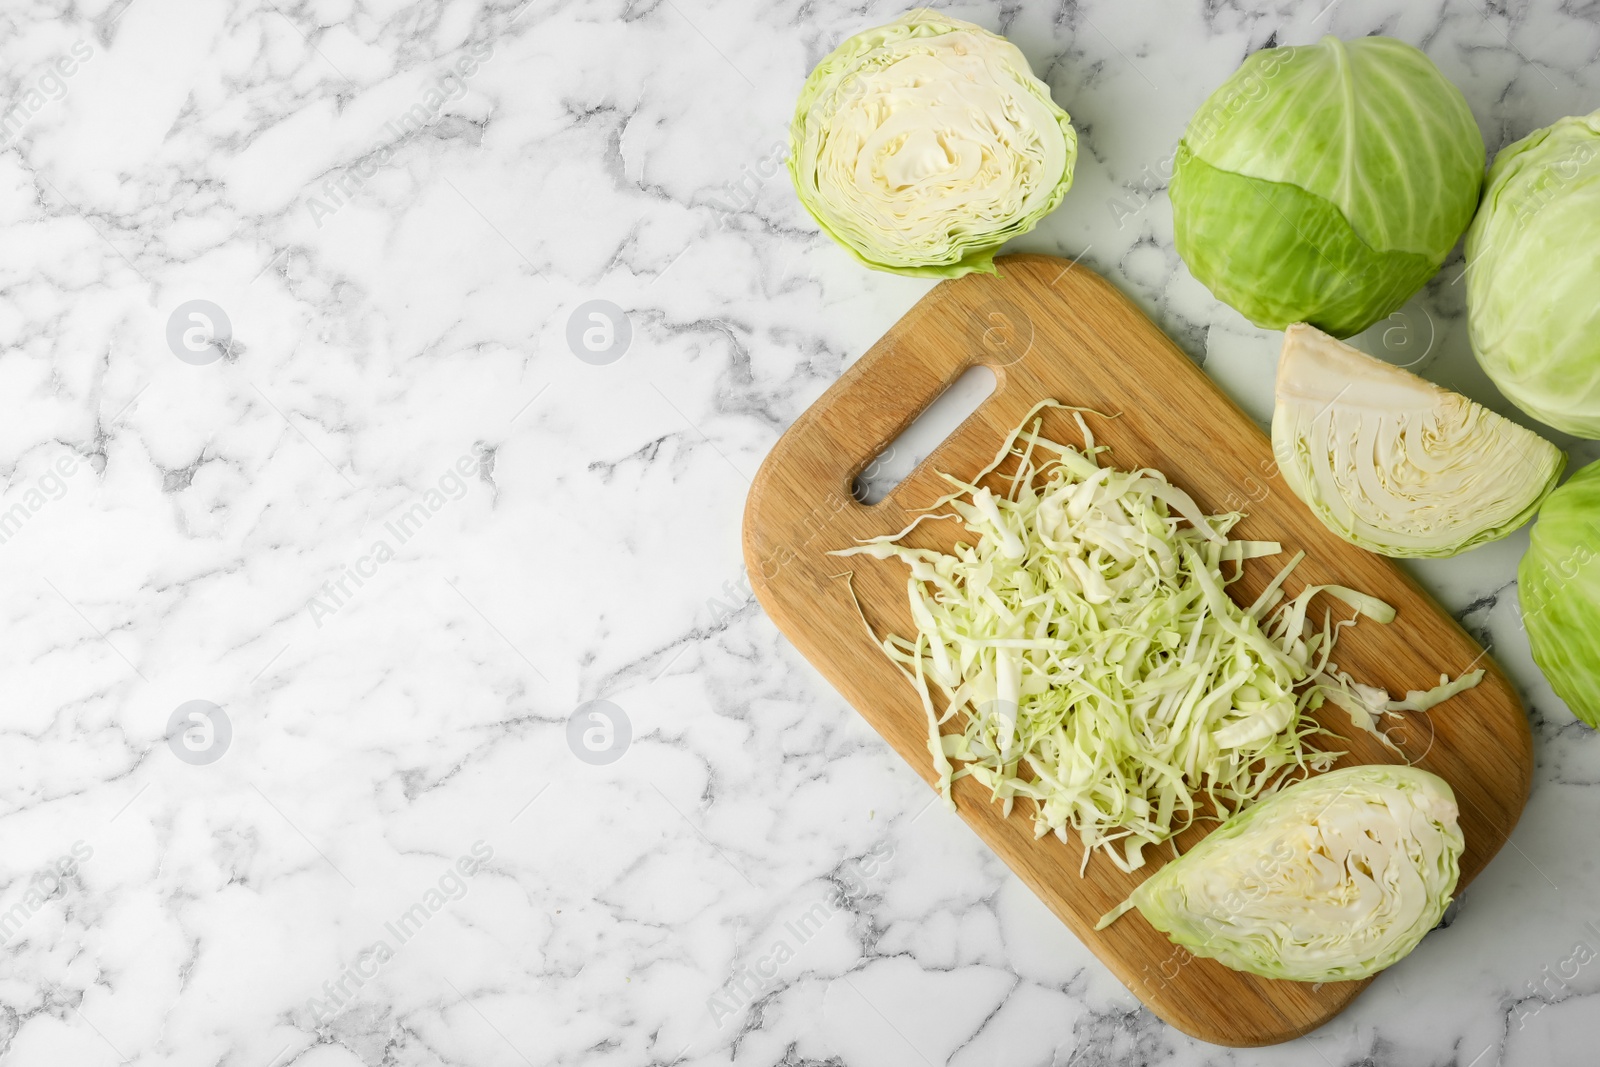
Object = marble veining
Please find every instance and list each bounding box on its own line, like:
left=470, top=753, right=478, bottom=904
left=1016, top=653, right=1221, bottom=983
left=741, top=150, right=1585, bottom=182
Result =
left=2, top=0, right=1598, bottom=1064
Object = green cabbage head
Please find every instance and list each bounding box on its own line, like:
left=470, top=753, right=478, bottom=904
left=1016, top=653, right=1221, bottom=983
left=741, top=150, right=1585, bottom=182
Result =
left=1519, top=458, right=1600, bottom=726
left=1171, top=36, right=1484, bottom=338
left=1099, top=765, right=1464, bottom=982
left=1466, top=110, right=1600, bottom=438
left=788, top=11, right=1076, bottom=278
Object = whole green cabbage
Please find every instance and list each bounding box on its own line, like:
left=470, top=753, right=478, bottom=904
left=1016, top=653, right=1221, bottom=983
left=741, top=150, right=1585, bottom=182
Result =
left=1099, top=765, right=1464, bottom=982
left=1466, top=110, right=1600, bottom=438
left=1171, top=36, right=1484, bottom=338
left=788, top=11, right=1076, bottom=278
left=1519, top=458, right=1600, bottom=726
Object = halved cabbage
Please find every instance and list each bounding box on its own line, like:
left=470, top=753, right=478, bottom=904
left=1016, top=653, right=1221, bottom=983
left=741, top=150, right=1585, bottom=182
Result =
left=1273, top=324, right=1565, bottom=558
left=1098, top=764, right=1464, bottom=983
left=788, top=11, right=1077, bottom=277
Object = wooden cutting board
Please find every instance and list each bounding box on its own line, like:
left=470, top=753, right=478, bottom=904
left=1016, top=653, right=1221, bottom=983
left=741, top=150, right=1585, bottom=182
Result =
left=742, top=254, right=1533, bottom=1047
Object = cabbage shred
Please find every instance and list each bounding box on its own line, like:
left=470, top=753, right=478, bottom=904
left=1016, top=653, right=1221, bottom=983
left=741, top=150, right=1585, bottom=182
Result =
left=835, top=401, right=1464, bottom=873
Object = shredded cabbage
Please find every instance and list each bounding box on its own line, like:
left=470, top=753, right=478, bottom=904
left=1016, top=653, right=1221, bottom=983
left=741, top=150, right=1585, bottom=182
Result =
left=835, top=401, right=1480, bottom=872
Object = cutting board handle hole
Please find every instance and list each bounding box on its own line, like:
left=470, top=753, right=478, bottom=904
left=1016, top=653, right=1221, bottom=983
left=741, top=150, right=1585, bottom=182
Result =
left=851, top=364, right=997, bottom=505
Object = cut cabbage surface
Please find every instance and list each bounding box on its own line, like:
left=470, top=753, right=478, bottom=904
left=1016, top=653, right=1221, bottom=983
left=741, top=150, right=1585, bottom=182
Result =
left=1273, top=324, right=1564, bottom=558
left=1097, top=764, right=1464, bottom=983
left=788, top=11, right=1077, bottom=277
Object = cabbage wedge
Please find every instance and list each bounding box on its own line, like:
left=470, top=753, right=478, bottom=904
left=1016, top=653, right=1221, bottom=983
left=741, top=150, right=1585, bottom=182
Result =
left=1273, top=324, right=1565, bottom=558
left=1098, top=765, right=1464, bottom=983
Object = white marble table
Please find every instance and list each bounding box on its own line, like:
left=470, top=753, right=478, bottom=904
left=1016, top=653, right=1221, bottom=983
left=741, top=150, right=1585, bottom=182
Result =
left=4, top=0, right=1599, bottom=1064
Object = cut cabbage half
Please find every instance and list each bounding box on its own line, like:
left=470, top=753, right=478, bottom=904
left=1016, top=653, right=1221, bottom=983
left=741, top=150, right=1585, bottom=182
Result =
left=1098, top=764, right=1464, bottom=983
left=1273, top=324, right=1565, bottom=558
left=788, top=11, right=1077, bottom=277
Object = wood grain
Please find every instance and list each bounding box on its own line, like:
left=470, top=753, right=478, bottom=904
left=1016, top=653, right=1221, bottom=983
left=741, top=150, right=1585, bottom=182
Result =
left=741, top=255, right=1532, bottom=1047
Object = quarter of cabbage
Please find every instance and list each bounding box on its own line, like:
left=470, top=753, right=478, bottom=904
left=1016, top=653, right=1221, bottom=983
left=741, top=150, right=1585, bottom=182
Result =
left=1171, top=36, right=1484, bottom=338
left=1466, top=109, right=1600, bottom=438
left=1273, top=324, right=1564, bottom=557
left=1519, top=458, right=1600, bottom=727
left=788, top=11, right=1077, bottom=278
left=1098, top=765, right=1464, bottom=983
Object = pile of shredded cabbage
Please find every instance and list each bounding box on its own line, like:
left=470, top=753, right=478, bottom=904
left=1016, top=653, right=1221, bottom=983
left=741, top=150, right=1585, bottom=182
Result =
left=834, top=401, right=1481, bottom=873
